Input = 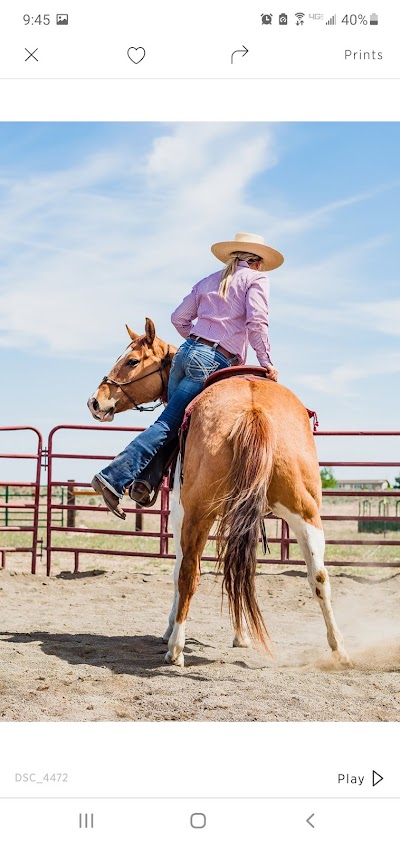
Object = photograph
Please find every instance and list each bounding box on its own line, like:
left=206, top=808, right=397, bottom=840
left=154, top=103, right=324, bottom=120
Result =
left=1, top=121, right=400, bottom=722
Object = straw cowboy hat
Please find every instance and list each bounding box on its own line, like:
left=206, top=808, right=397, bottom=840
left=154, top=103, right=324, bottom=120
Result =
left=211, top=232, right=284, bottom=271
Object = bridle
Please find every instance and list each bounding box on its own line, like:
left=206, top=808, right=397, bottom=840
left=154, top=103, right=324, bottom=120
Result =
left=100, top=346, right=172, bottom=412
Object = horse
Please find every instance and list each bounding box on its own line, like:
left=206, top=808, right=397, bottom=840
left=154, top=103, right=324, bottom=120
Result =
left=88, top=317, right=350, bottom=668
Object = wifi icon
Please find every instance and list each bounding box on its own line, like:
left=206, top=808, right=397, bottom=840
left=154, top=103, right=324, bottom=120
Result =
left=295, top=12, right=305, bottom=24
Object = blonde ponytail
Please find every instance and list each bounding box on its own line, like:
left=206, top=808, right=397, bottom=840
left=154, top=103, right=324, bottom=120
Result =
left=219, top=255, right=239, bottom=299
left=218, top=251, right=263, bottom=299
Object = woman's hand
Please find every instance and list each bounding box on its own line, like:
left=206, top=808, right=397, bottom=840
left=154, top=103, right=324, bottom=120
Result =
left=266, top=366, right=278, bottom=382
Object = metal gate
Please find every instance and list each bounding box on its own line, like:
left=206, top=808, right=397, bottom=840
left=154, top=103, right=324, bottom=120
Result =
left=45, top=425, right=171, bottom=575
left=0, top=426, right=43, bottom=573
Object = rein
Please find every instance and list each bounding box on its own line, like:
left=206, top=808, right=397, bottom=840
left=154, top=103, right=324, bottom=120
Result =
left=100, top=346, right=172, bottom=412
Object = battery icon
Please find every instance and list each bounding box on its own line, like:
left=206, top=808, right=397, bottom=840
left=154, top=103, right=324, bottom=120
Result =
left=370, top=13, right=378, bottom=24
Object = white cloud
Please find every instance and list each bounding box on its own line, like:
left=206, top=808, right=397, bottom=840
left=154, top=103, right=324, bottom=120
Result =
left=274, top=234, right=390, bottom=299
left=0, top=124, right=278, bottom=358
left=358, top=299, right=400, bottom=336
left=267, top=180, right=400, bottom=239
left=297, top=353, right=400, bottom=396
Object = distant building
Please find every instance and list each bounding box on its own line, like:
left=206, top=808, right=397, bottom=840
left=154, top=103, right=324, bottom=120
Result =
left=336, top=479, right=389, bottom=491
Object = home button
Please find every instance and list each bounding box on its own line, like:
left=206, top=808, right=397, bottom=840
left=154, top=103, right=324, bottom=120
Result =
left=190, top=812, right=206, bottom=829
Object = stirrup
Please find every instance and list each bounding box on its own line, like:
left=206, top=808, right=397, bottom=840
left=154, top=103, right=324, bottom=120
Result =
left=129, top=478, right=164, bottom=508
left=129, top=480, right=153, bottom=505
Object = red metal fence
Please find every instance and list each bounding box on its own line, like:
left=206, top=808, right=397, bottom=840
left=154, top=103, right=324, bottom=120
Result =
left=0, top=426, right=43, bottom=573
left=315, top=431, right=400, bottom=567
left=1, top=425, right=400, bottom=574
left=46, top=425, right=171, bottom=575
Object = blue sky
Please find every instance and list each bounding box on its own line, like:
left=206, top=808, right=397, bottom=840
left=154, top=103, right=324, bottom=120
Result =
left=1, top=122, right=399, bottom=482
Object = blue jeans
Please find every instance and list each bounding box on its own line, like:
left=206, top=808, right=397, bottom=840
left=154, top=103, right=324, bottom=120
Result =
left=98, top=338, right=236, bottom=498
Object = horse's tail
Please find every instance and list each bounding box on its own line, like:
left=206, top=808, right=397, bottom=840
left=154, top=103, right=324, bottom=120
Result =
left=216, top=407, right=275, bottom=651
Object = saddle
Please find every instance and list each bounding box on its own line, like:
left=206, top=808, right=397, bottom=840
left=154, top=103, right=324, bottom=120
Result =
left=204, top=364, right=272, bottom=388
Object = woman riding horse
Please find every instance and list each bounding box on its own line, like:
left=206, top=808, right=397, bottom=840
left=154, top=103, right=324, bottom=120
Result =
left=90, top=232, right=283, bottom=517
left=88, top=239, right=350, bottom=667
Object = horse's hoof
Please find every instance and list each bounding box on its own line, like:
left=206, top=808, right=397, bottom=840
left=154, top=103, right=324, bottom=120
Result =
left=333, top=650, right=353, bottom=669
left=164, top=650, right=184, bottom=667
left=233, top=635, right=251, bottom=648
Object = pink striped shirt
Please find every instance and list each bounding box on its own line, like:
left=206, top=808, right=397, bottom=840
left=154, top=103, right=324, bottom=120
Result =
left=171, top=260, right=273, bottom=367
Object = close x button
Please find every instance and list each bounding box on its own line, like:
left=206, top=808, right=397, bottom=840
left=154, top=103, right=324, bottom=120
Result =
left=25, top=48, right=39, bottom=62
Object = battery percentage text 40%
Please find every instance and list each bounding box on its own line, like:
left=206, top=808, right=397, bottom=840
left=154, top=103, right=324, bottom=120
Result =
left=342, top=14, right=369, bottom=24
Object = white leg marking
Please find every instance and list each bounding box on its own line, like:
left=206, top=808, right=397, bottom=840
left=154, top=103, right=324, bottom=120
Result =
left=162, top=456, right=184, bottom=643
left=233, top=619, right=251, bottom=648
left=271, top=502, right=350, bottom=664
left=165, top=620, right=186, bottom=667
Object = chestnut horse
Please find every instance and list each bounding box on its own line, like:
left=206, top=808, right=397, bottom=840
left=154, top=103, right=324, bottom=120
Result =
left=89, top=318, right=350, bottom=668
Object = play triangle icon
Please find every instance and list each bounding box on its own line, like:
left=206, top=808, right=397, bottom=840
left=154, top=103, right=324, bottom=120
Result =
left=372, top=770, right=383, bottom=787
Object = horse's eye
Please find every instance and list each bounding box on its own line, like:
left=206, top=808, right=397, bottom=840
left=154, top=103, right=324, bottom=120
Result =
left=126, top=359, right=139, bottom=367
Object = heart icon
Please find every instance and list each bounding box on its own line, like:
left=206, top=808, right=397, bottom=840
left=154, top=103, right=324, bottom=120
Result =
left=127, top=47, right=146, bottom=64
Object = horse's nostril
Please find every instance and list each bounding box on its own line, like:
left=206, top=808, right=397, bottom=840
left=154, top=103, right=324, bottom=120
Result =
left=92, top=399, right=99, bottom=412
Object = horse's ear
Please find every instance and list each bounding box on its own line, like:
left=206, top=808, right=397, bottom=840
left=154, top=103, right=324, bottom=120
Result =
left=145, top=317, right=156, bottom=346
left=126, top=325, right=139, bottom=342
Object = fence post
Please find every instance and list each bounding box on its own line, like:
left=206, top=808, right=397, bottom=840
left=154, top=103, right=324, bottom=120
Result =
left=46, top=433, right=53, bottom=576
left=31, top=430, right=43, bottom=575
left=160, top=481, right=170, bottom=558
left=280, top=519, right=290, bottom=562
left=135, top=511, right=143, bottom=532
left=67, top=480, right=75, bottom=528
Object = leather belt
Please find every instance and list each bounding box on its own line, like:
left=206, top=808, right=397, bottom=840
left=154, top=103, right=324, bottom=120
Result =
left=189, top=334, right=238, bottom=363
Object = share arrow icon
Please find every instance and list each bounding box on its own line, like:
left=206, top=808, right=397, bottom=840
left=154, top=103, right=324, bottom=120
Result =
left=231, top=45, right=249, bottom=64
left=372, top=770, right=384, bottom=787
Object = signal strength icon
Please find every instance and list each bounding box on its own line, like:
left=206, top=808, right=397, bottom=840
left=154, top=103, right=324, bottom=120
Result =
left=295, top=12, right=305, bottom=24
left=326, top=14, right=336, bottom=24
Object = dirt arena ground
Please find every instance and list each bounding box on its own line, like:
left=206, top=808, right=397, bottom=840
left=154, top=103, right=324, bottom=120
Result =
left=1, top=559, right=400, bottom=721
